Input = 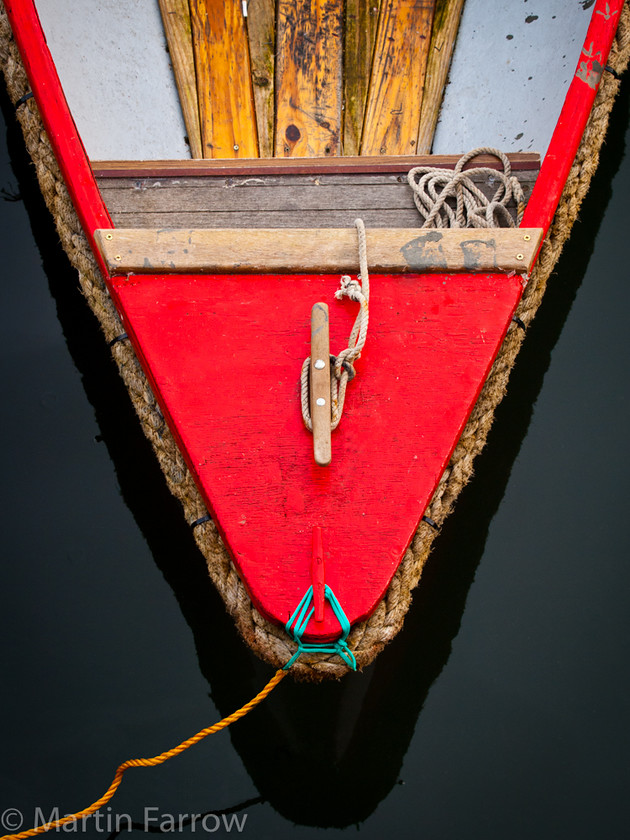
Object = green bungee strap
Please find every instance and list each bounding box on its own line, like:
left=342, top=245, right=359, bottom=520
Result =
left=283, top=585, right=357, bottom=671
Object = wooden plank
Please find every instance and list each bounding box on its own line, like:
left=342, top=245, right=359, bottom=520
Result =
left=104, top=209, right=448, bottom=229
left=416, top=0, right=465, bottom=154
left=274, top=0, right=344, bottom=157
left=361, top=0, right=435, bottom=156
left=97, top=169, right=538, bottom=190
left=95, top=226, right=543, bottom=275
left=158, top=0, right=203, bottom=160
left=343, top=0, right=381, bottom=156
left=97, top=179, right=535, bottom=214
left=91, top=152, right=541, bottom=178
left=310, top=303, right=332, bottom=466
left=190, top=0, right=258, bottom=158
left=246, top=0, right=276, bottom=158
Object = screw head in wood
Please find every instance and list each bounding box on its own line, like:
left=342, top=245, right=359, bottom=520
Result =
left=316, top=398, right=326, bottom=407
left=523, top=234, right=531, bottom=241
left=314, top=359, right=326, bottom=370
left=516, top=253, right=524, bottom=260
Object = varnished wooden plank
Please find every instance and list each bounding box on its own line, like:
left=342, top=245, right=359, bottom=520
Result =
left=95, top=227, right=543, bottom=275
left=274, top=0, right=344, bottom=157
left=310, top=303, right=332, bottom=466
left=246, top=0, right=276, bottom=158
left=416, top=0, right=465, bottom=154
left=190, top=0, right=258, bottom=158
left=91, top=152, right=541, bottom=178
left=361, top=0, right=435, bottom=156
left=343, top=0, right=381, bottom=156
left=158, top=0, right=203, bottom=159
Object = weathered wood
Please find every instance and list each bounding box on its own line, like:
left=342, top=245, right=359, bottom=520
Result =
left=104, top=209, right=443, bottom=229
left=246, top=0, right=276, bottom=158
left=361, top=0, right=435, bottom=156
left=95, top=226, right=543, bottom=275
left=97, top=169, right=536, bottom=229
left=98, top=178, right=535, bottom=213
left=310, top=303, right=332, bottom=466
left=158, top=0, right=203, bottom=159
left=274, top=0, right=344, bottom=157
left=91, top=152, right=541, bottom=177
left=416, top=0, right=465, bottom=154
left=343, top=0, right=381, bottom=156
left=97, top=169, right=538, bottom=190
left=190, top=0, right=258, bottom=158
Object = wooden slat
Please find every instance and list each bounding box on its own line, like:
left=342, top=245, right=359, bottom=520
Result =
left=361, top=0, right=435, bottom=156
left=190, top=0, right=258, bottom=158
left=91, top=152, right=541, bottom=177
left=343, top=0, right=381, bottom=156
left=95, top=227, right=543, bottom=275
left=274, top=0, right=344, bottom=157
left=246, top=0, right=276, bottom=158
left=104, top=209, right=518, bottom=230
left=416, top=0, right=465, bottom=154
left=97, top=178, right=536, bottom=214
left=158, top=0, right=203, bottom=159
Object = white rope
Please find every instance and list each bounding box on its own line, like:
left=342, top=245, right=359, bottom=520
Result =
left=301, top=219, right=370, bottom=432
left=407, top=147, right=525, bottom=229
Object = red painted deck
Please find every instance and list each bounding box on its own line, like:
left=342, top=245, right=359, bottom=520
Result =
left=112, top=270, right=523, bottom=638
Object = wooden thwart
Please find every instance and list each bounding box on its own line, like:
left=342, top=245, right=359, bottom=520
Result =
left=95, top=227, right=543, bottom=275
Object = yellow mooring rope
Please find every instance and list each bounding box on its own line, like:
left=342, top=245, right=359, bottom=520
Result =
left=1, top=669, right=287, bottom=840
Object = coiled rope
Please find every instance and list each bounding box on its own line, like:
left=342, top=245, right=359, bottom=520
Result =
left=301, top=218, right=370, bottom=432
left=407, top=146, right=526, bottom=229
left=0, top=669, right=286, bottom=840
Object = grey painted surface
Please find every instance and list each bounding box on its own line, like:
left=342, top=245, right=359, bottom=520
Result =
left=432, top=0, right=593, bottom=157
left=36, top=0, right=190, bottom=160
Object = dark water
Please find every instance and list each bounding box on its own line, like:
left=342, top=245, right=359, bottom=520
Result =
left=0, top=71, right=628, bottom=840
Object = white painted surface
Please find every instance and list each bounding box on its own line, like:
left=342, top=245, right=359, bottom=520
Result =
left=36, top=0, right=190, bottom=160
left=432, top=1, right=593, bottom=157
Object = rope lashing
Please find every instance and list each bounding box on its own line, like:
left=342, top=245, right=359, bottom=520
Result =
left=407, top=146, right=526, bottom=229
left=284, top=585, right=357, bottom=671
left=0, top=669, right=286, bottom=840
left=301, top=218, right=370, bottom=432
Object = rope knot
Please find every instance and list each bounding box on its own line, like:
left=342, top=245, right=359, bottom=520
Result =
left=335, top=274, right=364, bottom=303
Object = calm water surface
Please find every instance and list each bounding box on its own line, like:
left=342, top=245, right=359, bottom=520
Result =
left=0, top=74, right=628, bottom=840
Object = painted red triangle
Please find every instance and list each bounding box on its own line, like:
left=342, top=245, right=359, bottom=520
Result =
left=113, top=270, right=522, bottom=639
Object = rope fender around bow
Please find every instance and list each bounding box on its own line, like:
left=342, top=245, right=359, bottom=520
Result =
left=301, top=218, right=370, bottom=432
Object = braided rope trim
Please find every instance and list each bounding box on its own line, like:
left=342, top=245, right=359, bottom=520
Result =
left=1, top=3, right=628, bottom=681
